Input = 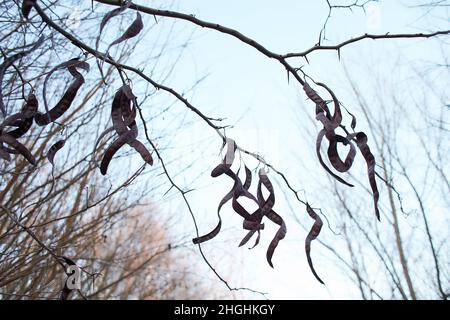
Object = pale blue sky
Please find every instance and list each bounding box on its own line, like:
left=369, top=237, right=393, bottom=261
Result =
left=130, top=0, right=449, bottom=299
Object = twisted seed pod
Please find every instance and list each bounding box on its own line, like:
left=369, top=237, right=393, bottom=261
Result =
left=256, top=169, right=286, bottom=268
left=352, top=132, right=380, bottom=221
left=108, top=12, right=143, bottom=48
left=327, top=134, right=356, bottom=173
left=194, top=166, right=252, bottom=245
left=211, top=138, right=237, bottom=177
left=36, top=59, right=89, bottom=126
left=100, top=129, right=137, bottom=175
left=305, top=204, right=324, bottom=284
left=303, top=82, right=331, bottom=119
left=265, top=209, right=286, bottom=268
left=46, top=139, right=66, bottom=165
left=316, top=129, right=354, bottom=187
left=316, top=82, right=342, bottom=129
left=0, top=133, right=35, bottom=165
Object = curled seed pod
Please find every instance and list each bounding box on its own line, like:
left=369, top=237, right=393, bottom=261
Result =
left=211, top=138, right=237, bottom=177
left=111, top=85, right=133, bottom=135
left=0, top=133, right=35, bottom=165
left=100, top=129, right=137, bottom=175
left=108, top=12, right=144, bottom=48
left=46, top=139, right=66, bottom=165
left=316, top=82, right=342, bottom=129
left=7, top=118, right=32, bottom=139
left=96, top=2, right=141, bottom=81
left=97, top=1, right=132, bottom=45
left=128, top=138, right=153, bottom=165
left=316, top=129, right=354, bottom=187
left=21, top=0, right=37, bottom=19
left=327, top=134, right=356, bottom=173
left=109, top=86, right=153, bottom=166
left=256, top=169, right=286, bottom=268
left=3, top=94, right=38, bottom=139
left=303, top=82, right=331, bottom=118
left=305, top=204, right=324, bottom=284
left=0, top=113, right=28, bottom=132
left=265, top=209, right=286, bottom=268
left=37, top=59, right=89, bottom=126
left=194, top=166, right=250, bottom=245
left=352, top=132, right=380, bottom=221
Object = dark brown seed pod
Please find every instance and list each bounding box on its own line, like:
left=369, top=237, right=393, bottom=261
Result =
left=256, top=169, right=286, bottom=268
left=316, top=129, right=354, bottom=187
left=352, top=132, right=380, bottom=221
left=305, top=203, right=324, bottom=284
left=316, top=82, right=342, bottom=128
left=109, top=12, right=144, bottom=48
left=303, top=82, right=331, bottom=119
left=100, top=129, right=137, bottom=175
left=194, top=166, right=252, bottom=245
left=327, top=134, right=356, bottom=173
left=211, top=138, right=236, bottom=177
left=2, top=94, right=38, bottom=139
left=46, top=139, right=66, bottom=165
left=21, top=0, right=37, bottom=20
left=0, top=133, right=35, bottom=165
left=265, top=209, right=286, bottom=268
left=97, top=1, right=132, bottom=42
left=37, top=59, right=89, bottom=126
left=128, top=138, right=153, bottom=165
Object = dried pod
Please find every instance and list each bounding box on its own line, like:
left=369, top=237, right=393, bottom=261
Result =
left=327, top=134, right=356, bottom=173
left=316, top=82, right=342, bottom=128
left=37, top=59, right=89, bottom=126
left=316, top=129, right=354, bottom=187
left=100, top=129, right=137, bottom=175
left=265, top=209, right=286, bottom=268
left=21, top=0, right=37, bottom=19
left=211, top=138, right=236, bottom=177
left=305, top=204, right=324, bottom=284
left=303, top=82, right=331, bottom=119
left=352, top=132, right=380, bottom=221
left=109, top=12, right=144, bottom=48
left=0, top=133, right=35, bottom=165
left=46, top=139, right=66, bottom=165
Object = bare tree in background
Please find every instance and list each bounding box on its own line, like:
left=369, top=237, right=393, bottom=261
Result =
left=1, top=0, right=449, bottom=299
left=1, top=0, right=212, bottom=300
left=294, top=54, right=449, bottom=299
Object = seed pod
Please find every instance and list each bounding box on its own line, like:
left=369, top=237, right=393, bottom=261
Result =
left=0, top=133, right=35, bottom=165
left=21, top=0, right=37, bottom=20
left=305, top=204, right=324, bottom=284
left=46, top=139, right=66, bottom=165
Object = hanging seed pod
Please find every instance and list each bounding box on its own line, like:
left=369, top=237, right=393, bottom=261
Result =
left=305, top=203, right=324, bottom=284
left=46, top=139, right=66, bottom=165
left=21, top=0, right=37, bottom=20
left=0, top=133, right=35, bottom=165
left=36, top=59, right=89, bottom=126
